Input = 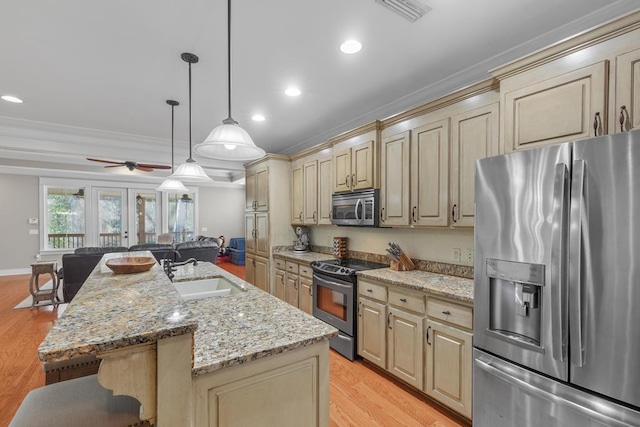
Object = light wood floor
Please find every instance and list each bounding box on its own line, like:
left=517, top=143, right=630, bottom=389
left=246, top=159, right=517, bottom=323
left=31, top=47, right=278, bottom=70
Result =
left=0, top=261, right=469, bottom=427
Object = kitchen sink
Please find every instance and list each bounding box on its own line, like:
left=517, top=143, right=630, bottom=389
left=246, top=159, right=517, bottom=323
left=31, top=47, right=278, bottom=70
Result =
left=172, top=277, right=246, bottom=301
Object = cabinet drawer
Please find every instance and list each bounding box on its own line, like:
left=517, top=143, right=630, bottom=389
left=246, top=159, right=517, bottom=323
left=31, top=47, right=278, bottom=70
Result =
left=285, top=261, right=299, bottom=274
left=299, top=263, right=312, bottom=278
left=389, top=288, right=425, bottom=314
left=358, top=279, right=387, bottom=302
left=427, top=299, right=472, bottom=330
left=273, top=257, right=286, bottom=270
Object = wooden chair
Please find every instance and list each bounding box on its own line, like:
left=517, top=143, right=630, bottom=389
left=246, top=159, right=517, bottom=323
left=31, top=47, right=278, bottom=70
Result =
left=29, top=261, right=60, bottom=310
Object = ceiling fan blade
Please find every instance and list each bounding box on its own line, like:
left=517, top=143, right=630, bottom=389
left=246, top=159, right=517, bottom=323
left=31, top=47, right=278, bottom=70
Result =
left=136, top=166, right=154, bottom=172
left=137, top=163, right=171, bottom=170
left=104, top=165, right=124, bottom=168
left=86, top=157, right=125, bottom=166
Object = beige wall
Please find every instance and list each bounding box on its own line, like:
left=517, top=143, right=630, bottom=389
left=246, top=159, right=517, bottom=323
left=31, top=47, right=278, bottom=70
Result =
left=0, top=173, right=41, bottom=273
left=197, top=186, right=246, bottom=241
left=310, top=225, right=474, bottom=266
left=0, top=173, right=247, bottom=273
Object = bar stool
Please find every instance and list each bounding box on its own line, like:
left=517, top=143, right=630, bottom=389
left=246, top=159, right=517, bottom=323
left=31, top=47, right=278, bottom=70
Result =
left=29, top=261, right=60, bottom=310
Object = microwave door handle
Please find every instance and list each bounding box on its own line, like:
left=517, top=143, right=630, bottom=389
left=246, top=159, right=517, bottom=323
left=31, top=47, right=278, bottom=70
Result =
left=355, top=199, right=363, bottom=224
left=550, top=162, right=569, bottom=362
left=569, top=159, right=586, bottom=368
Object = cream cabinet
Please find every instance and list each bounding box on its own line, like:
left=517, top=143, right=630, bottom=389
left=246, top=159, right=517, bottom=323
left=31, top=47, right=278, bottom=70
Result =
left=615, top=47, right=640, bottom=133
left=246, top=253, right=269, bottom=293
left=245, top=212, right=268, bottom=258
left=317, top=156, right=333, bottom=225
left=303, top=160, right=318, bottom=224
left=332, top=140, right=375, bottom=193
left=285, top=271, right=299, bottom=307
left=299, top=277, right=313, bottom=315
left=379, top=131, right=410, bottom=226
left=388, top=307, right=424, bottom=390
left=424, top=298, right=473, bottom=419
left=245, top=163, right=268, bottom=211
left=274, top=267, right=286, bottom=300
left=291, top=165, right=303, bottom=224
left=501, top=61, right=608, bottom=152
left=450, top=103, right=499, bottom=227
left=273, top=257, right=313, bottom=314
left=357, top=279, right=388, bottom=370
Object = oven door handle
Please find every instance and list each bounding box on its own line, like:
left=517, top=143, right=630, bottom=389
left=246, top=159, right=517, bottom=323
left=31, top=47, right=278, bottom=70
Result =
left=312, top=273, right=353, bottom=292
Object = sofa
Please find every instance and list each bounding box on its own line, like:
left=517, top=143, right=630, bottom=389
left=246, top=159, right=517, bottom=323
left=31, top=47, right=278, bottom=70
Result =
left=60, top=240, right=219, bottom=302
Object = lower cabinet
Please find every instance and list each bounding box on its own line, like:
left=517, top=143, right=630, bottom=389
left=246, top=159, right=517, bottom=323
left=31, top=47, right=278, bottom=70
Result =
left=425, top=319, right=473, bottom=419
left=274, top=268, right=286, bottom=300
left=273, top=256, right=313, bottom=314
left=246, top=254, right=269, bottom=293
left=299, top=277, right=313, bottom=315
left=357, top=277, right=473, bottom=419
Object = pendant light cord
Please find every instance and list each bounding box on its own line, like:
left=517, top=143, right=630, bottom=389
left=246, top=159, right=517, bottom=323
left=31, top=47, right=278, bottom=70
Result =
left=171, top=103, right=175, bottom=172
left=227, top=0, right=232, bottom=121
left=188, top=60, right=194, bottom=162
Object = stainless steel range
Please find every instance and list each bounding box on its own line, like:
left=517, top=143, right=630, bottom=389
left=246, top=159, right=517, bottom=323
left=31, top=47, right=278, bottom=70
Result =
left=310, top=258, right=387, bottom=360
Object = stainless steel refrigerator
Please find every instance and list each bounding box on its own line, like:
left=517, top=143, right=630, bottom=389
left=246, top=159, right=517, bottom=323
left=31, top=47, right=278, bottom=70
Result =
left=474, top=129, right=640, bottom=426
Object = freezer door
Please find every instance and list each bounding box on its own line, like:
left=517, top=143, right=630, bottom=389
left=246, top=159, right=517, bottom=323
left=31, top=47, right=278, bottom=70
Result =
left=475, top=142, right=571, bottom=380
left=473, top=349, right=640, bottom=427
left=569, top=129, right=640, bottom=407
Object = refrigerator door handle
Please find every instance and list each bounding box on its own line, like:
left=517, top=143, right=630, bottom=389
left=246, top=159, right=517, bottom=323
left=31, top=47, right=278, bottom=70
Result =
left=474, top=356, right=632, bottom=427
left=569, top=159, right=586, bottom=368
left=550, top=162, right=569, bottom=362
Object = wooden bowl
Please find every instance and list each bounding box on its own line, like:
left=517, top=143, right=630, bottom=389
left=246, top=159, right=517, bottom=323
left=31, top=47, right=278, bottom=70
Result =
left=105, top=257, right=156, bottom=274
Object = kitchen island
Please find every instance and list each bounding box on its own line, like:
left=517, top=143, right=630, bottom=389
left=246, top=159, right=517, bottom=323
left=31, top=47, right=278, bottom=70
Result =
left=38, top=251, right=337, bottom=426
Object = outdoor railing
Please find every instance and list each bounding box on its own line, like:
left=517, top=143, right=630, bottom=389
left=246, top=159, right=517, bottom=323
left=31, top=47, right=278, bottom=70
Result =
left=48, top=231, right=190, bottom=249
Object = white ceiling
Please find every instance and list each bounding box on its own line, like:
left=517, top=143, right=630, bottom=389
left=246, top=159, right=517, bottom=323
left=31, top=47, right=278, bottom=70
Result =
left=1, top=0, right=638, bottom=184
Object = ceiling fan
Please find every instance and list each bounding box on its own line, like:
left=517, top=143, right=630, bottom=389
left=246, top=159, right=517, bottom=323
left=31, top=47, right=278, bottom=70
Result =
left=86, top=157, right=171, bottom=172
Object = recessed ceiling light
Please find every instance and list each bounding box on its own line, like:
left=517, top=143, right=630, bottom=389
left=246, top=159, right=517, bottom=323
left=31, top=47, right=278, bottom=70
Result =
left=252, top=114, right=265, bottom=122
left=1, top=95, right=23, bottom=103
left=340, top=40, right=362, bottom=54
left=285, top=87, right=301, bottom=97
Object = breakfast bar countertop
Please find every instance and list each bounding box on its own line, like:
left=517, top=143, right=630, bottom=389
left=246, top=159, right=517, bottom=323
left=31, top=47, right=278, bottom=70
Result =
left=38, top=251, right=198, bottom=362
left=38, top=252, right=337, bottom=377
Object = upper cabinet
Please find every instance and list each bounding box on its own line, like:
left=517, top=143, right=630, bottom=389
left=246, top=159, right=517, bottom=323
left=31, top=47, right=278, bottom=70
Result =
left=492, top=13, right=640, bottom=151
left=615, top=47, right=640, bottom=133
left=245, top=163, right=268, bottom=211
left=290, top=149, right=332, bottom=226
left=291, top=164, right=303, bottom=224
left=330, top=122, right=380, bottom=194
left=303, top=160, right=318, bottom=224
left=317, top=156, right=333, bottom=225
left=380, top=81, right=499, bottom=228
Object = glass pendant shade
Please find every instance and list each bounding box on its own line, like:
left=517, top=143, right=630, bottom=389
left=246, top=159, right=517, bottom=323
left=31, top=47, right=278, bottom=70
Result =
left=170, top=160, right=212, bottom=182
left=156, top=177, right=189, bottom=192
left=195, top=118, right=266, bottom=161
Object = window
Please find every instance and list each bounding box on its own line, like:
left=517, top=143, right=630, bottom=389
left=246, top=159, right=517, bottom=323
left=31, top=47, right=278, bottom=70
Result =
left=168, top=192, right=195, bottom=243
left=45, top=187, right=86, bottom=249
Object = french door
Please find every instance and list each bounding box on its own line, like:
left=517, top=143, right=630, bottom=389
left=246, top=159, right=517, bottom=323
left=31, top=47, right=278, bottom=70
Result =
left=93, top=188, right=161, bottom=247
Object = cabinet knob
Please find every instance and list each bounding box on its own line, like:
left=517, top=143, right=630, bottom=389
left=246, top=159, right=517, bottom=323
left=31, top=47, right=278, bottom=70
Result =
left=400, top=298, right=407, bottom=303
left=442, top=310, right=451, bottom=315
left=366, top=288, right=373, bottom=293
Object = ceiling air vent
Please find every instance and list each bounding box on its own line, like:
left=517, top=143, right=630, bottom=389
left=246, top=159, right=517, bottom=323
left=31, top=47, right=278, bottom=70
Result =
left=375, top=0, right=429, bottom=22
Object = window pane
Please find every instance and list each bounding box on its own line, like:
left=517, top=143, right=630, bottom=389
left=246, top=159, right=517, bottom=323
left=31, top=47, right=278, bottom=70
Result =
left=46, top=187, right=85, bottom=249
left=98, top=190, right=123, bottom=247
left=168, top=193, right=195, bottom=243
left=134, top=192, right=158, bottom=245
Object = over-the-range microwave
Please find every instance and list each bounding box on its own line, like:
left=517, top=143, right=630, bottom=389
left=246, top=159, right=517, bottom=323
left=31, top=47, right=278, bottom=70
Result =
left=331, top=189, right=379, bottom=227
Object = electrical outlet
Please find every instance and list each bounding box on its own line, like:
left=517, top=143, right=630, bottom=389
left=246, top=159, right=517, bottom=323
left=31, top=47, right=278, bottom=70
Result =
left=28, top=218, right=39, bottom=225
left=201, top=227, right=208, bottom=232
left=35, top=254, right=41, bottom=261
left=453, top=248, right=461, bottom=262
left=465, top=249, right=474, bottom=263
left=29, top=229, right=39, bottom=235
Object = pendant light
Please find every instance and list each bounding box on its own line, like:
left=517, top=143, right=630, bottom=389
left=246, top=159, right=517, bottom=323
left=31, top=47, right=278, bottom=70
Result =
left=171, top=53, right=213, bottom=182
left=157, top=100, right=190, bottom=192
left=193, top=0, right=266, bottom=162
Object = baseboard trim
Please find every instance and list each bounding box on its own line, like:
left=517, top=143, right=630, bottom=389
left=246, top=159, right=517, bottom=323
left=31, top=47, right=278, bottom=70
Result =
left=0, top=268, right=30, bottom=276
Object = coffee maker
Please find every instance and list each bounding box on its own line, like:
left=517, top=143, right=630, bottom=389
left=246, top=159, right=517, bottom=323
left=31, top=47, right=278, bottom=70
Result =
left=292, top=226, right=310, bottom=253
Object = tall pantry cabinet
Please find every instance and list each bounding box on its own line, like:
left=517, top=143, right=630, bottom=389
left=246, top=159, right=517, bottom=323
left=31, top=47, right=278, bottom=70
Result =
left=244, top=155, right=292, bottom=293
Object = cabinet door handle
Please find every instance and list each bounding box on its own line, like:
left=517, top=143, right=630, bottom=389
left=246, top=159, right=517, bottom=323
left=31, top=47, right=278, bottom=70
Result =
left=309, top=285, right=312, bottom=296
left=358, top=301, right=362, bottom=317
left=351, top=174, right=356, bottom=189
left=400, top=298, right=407, bottom=303
left=426, top=326, right=432, bottom=345
left=345, top=174, right=350, bottom=187
left=366, top=288, right=373, bottom=293
left=452, top=204, right=457, bottom=223
left=412, top=206, right=417, bottom=223
left=294, top=280, right=298, bottom=290
left=620, top=106, right=627, bottom=132
left=442, top=310, right=451, bottom=315
left=313, top=211, right=317, bottom=222
left=387, top=312, right=393, bottom=329
left=299, top=211, right=303, bottom=221
left=380, top=207, right=385, bottom=223
left=593, top=112, right=601, bottom=136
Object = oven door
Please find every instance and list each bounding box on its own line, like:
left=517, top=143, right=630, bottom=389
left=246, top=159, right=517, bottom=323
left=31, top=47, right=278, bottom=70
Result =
left=312, top=272, right=354, bottom=336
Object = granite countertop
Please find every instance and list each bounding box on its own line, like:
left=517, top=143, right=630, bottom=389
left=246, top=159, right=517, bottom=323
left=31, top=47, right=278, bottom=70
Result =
left=38, top=251, right=197, bottom=362
left=357, top=268, right=474, bottom=304
left=272, top=250, right=333, bottom=264
left=172, top=262, right=337, bottom=377
left=39, top=252, right=337, bottom=375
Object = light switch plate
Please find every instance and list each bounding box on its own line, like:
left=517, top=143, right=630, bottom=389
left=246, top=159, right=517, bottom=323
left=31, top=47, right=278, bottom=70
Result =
left=29, top=229, right=39, bottom=235
left=28, top=218, right=39, bottom=224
